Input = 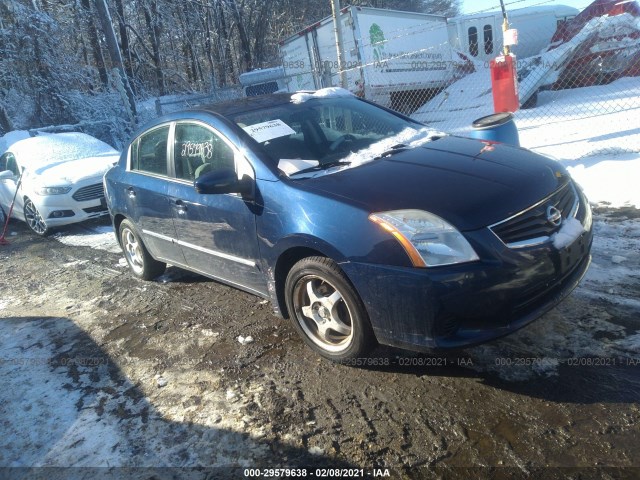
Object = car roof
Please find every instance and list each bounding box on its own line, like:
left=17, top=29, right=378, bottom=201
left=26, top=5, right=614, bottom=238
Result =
left=8, top=132, right=117, bottom=165
left=191, top=93, right=297, bottom=118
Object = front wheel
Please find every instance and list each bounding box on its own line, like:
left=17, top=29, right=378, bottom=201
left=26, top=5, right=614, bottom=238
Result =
left=285, top=256, right=375, bottom=362
left=24, top=197, right=48, bottom=236
left=119, top=219, right=166, bottom=280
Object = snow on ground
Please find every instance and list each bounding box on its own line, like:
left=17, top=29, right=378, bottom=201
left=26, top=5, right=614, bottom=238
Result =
left=466, top=212, right=640, bottom=382
left=51, top=222, right=121, bottom=254
left=561, top=152, right=640, bottom=208
left=0, top=315, right=269, bottom=470
left=517, top=77, right=640, bottom=157
left=414, top=75, right=640, bottom=208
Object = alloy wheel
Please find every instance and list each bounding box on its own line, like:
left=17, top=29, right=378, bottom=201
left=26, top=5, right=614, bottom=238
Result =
left=24, top=199, right=48, bottom=235
left=292, top=275, right=354, bottom=353
left=122, top=227, right=145, bottom=275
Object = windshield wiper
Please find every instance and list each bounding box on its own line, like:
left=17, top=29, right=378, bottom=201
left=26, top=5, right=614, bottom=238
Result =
left=373, top=143, right=410, bottom=160
left=290, top=160, right=351, bottom=177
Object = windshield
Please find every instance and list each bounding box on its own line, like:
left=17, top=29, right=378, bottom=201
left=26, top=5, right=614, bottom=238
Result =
left=232, top=96, right=440, bottom=178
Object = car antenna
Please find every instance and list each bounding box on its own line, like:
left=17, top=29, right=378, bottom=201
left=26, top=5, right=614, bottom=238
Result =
left=0, top=167, right=26, bottom=245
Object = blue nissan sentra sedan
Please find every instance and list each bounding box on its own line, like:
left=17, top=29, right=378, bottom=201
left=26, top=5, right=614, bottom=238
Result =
left=104, top=88, right=592, bottom=362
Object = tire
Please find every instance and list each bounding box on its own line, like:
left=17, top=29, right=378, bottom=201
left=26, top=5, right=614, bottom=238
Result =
left=23, top=197, right=49, bottom=236
left=119, top=219, right=166, bottom=280
left=284, top=256, right=375, bottom=362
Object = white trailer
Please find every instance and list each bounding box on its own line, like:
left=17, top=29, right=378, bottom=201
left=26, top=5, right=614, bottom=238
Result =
left=280, top=6, right=455, bottom=112
left=448, top=5, right=580, bottom=62
left=239, top=67, right=288, bottom=96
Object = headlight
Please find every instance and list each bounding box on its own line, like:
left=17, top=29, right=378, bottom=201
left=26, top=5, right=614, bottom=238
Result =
left=369, top=209, right=479, bottom=267
left=36, top=186, right=72, bottom=195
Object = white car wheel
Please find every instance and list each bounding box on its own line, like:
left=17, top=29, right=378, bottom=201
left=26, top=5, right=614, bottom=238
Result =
left=23, top=198, right=48, bottom=236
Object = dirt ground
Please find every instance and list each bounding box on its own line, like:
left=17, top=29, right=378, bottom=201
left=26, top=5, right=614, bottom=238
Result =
left=1, top=208, right=639, bottom=479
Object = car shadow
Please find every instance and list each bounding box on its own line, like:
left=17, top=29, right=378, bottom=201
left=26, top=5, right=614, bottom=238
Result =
left=359, top=343, right=640, bottom=405
left=0, top=316, right=355, bottom=479
left=122, top=264, right=640, bottom=408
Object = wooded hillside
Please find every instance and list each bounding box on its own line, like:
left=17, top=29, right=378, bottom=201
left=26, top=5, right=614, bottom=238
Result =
left=0, top=0, right=460, bottom=143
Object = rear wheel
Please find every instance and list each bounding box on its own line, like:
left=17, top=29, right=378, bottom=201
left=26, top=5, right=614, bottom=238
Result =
left=24, top=198, right=48, bottom=236
left=285, top=256, right=375, bottom=362
left=119, top=219, right=166, bottom=280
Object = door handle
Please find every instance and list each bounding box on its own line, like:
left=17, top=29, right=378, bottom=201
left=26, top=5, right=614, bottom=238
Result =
left=126, top=187, right=136, bottom=198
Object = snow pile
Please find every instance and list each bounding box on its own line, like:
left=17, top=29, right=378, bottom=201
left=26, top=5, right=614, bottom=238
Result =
left=562, top=152, right=640, bottom=208
left=551, top=217, right=586, bottom=249
left=291, top=87, right=354, bottom=104
left=291, top=127, right=443, bottom=178
left=52, top=224, right=120, bottom=254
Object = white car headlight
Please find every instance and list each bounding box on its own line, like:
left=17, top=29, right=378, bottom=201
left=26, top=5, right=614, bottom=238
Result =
left=369, top=209, right=479, bottom=267
left=36, top=186, right=72, bottom=195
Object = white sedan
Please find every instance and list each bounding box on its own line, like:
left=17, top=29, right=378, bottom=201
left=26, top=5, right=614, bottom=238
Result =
left=0, top=132, right=120, bottom=235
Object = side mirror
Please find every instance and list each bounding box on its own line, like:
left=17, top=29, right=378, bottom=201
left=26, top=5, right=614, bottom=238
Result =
left=194, top=168, right=252, bottom=197
left=0, top=170, right=14, bottom=180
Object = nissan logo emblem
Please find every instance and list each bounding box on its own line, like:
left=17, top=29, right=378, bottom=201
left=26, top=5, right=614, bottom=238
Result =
left=546, top=205, right=563, bottom=227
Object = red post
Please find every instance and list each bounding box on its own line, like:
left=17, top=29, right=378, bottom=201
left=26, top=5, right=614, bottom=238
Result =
left=490, top=54, right=519, bottom=113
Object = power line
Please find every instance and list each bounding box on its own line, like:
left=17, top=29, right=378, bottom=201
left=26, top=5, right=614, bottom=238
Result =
left=464, top=0, right=592, bottom=16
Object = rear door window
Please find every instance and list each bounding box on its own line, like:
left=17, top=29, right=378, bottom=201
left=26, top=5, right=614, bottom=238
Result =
left=131, top=126, right=170, bottom=176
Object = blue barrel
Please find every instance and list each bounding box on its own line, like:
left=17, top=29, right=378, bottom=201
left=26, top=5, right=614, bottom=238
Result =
left=468, top=112, right=520, bottom=147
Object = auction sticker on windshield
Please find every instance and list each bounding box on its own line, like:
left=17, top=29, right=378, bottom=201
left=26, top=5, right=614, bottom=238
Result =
left=242, top=119, right=295, bottom=143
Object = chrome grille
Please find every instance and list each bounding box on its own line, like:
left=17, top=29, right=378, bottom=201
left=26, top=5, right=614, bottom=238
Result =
left=72, top=183, right=104, bottom=202
left=490, top=182, right=579, bottom=248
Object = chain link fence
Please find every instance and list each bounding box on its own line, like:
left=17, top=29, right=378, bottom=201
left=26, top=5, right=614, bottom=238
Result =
left=268, top=4, right=640, bottom=160
left=152, top=86, right=243, bottom=117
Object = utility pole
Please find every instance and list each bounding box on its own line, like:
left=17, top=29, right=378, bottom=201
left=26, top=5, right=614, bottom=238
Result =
left=499, top=0, right=510, bottom=55
left=94, top=0, right=137, bottom=118
left=330, top=0, right=348, bottom=88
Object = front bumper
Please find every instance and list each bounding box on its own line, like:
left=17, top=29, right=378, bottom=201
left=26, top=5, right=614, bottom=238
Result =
left=341, top=223, right=593, bottom=352
left=30, top=194, right=108, bottom=227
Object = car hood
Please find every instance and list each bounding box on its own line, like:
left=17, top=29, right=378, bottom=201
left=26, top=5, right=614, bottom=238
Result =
left=296, top=136, right=569, bottom=231
left=30, top=154, right=119, bottom=185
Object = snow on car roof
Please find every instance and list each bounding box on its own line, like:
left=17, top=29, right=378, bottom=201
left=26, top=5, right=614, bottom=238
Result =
left=291, top=87, right=355, bottom=104
left=0, top=130, right=31, bottom=155
left=8, top=132, right=117, bottom=166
